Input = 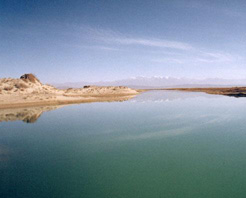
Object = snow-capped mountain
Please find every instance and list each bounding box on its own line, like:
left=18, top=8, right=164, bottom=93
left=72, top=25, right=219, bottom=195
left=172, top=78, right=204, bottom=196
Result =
left=52, top=76, right=246, bottom=89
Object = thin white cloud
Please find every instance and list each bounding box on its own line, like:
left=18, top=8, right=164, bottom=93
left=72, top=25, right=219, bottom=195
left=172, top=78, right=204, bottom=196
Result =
left=152, top=50, right=241, bottom=64
left=152, top=58, right=185, bottom=64
left=79, top=26, right=242, bottom=65
left=85, top=26, right=193, bottom=50
left=198, top=52, right=238, bottom=63
left=85, top=45, right=120, bottom=51
left=63, top=43, right=120, bottom=51
left=109, top=38, right=193, bottom=50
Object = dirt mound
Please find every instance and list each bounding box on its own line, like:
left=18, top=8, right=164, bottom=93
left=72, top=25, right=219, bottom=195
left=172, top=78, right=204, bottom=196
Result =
left=20, top=74, right=40, bottom=83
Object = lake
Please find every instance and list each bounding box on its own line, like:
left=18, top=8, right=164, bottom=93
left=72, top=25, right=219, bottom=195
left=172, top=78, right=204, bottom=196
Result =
left=1, top=91, right=246, bottom=198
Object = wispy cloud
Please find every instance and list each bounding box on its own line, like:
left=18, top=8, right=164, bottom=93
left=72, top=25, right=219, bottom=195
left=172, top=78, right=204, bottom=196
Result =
left=63, top=43, right=120, bottom=51
left=75, top=26, right=242, bottom=65
left=152, top=58, right=185, bottom=64
left=108, top=38, right=192, bottom=50
left=85, top=26, right=193, bottom=50
left=197, top=52, right=239, bottom=63
left=82, top=45, right=120, bottom=51
left=152, top=50, right=241, bottom=64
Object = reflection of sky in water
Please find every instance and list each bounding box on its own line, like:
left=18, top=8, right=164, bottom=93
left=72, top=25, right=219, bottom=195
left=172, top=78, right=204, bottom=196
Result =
left=1, top=91, right=246, bottom=197
left=1, top=91, right=246, bottom=149
left=1, top=91, right=246, bottom=137
left=131, top=90, right=221, bottom=103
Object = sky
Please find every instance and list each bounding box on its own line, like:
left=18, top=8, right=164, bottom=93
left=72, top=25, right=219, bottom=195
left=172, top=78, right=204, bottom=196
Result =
left=1, top=0, right=246, bottom=83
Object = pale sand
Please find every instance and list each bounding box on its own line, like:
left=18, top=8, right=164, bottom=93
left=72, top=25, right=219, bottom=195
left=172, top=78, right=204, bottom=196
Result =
left=0, top=75, right=141, bottom=109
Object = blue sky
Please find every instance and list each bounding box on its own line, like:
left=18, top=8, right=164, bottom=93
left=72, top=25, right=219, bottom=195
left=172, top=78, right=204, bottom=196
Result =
left=1, top=0, right=246, bottom=83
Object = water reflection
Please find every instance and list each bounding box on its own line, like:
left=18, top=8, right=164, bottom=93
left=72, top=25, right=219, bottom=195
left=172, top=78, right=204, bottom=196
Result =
left=0, top=94, right=139, bottom=123
left=0, top=106, right=61, bottom=123
left=0, top=91, right=223, bottom=124
left=1, top=91, right=246, bottom=198
left=132, top=90, right=220, bottom=103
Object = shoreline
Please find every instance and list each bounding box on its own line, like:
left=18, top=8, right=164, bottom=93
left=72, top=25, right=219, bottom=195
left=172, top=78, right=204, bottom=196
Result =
left=160, top=87, right=246, bottom=97
left=1, top=72, right=246, bottom=110
left=0, top=74, right=143, bottom=110
left=0, top=93, right=139, bottom=110
left=1, top=87, right=246, bottom=110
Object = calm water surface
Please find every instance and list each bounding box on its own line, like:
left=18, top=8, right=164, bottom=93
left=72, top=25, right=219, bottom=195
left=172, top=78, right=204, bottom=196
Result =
left=1, top=91, right=246, bottom=198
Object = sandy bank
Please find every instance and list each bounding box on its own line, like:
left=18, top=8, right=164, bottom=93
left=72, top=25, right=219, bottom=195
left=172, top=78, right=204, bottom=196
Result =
left=0, top=74, right=140, bottom=109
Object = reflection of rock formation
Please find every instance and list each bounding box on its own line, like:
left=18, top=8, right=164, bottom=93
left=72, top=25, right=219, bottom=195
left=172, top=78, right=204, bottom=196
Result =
left=0, top=95, right=136, bottom=123
left=0, top=106, right=61, bottom=123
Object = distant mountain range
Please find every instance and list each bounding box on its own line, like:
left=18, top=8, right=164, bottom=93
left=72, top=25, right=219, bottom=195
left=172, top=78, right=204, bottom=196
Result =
left=52, top=76, right=246, bottom=89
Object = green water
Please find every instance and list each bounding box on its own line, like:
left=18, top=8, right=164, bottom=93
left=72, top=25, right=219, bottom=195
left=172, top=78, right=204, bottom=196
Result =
left=1, top=91, right=246, bottom=198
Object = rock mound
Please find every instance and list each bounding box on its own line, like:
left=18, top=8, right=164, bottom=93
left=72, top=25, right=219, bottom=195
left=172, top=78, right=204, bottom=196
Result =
left=0, top=74, right=56, bottom=95
left=20, top=74, right=40, bottom=83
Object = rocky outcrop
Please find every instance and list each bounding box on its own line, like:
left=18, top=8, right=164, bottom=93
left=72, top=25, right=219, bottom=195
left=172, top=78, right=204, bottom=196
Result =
left=20, top=74, right=41, bottom=83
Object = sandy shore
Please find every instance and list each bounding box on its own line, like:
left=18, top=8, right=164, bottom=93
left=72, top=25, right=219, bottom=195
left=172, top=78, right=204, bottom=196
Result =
left=2, top=74, right=244, bottom=111
left=0, top=74, right=141, bottom=109
left=0, top=94, right=138, bottom=109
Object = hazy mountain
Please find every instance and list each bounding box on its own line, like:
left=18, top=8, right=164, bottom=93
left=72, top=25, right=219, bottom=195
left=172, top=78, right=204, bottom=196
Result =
left=52, top=76, right=246, bottom=89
